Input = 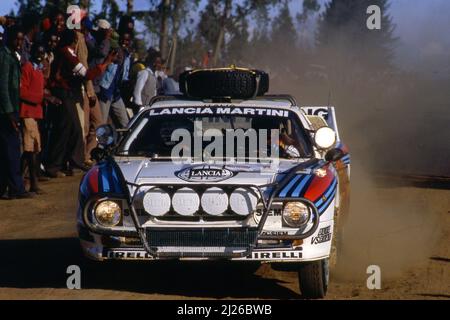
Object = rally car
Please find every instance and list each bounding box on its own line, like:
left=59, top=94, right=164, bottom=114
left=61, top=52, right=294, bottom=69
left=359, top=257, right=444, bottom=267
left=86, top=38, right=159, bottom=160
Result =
left=77, top=67, right=350, bottom=298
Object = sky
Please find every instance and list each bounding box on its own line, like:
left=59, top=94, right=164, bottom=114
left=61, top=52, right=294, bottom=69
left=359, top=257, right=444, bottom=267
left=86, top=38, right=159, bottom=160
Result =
left=1, top=0, right=449, bottom=73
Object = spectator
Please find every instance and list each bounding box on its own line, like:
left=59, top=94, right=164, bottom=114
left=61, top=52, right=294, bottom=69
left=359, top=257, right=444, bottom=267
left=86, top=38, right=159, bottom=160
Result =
left=162, top=66, right=183, bottom=95
left=0, top=26, right=33, bottom=199
left=21, top=12, right=40, bottom=63
left=42, top=32, right=59, bottom=80
left=75, top=16, right=102, bottom=167
left=19, top=43, right=46, bottom=194
left=50, top=10, right=66, bottom=36
left=118, top=32, right=134, bottom=106
left=44, top=29, right=116, bottom=178
left=132, top=49, right=161, bottom=110
left=118, top=15, right=134, bottom=38
left=97, top=42, right=129, bottom=128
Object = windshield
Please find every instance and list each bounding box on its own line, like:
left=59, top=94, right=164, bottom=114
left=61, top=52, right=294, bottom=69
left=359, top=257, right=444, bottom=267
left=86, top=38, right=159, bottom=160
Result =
left=117, top=107, right=313, bottom=160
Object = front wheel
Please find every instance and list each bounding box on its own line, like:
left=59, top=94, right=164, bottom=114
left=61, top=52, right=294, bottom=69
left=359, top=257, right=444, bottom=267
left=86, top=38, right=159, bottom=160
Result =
left=298, top=258, right=329, bottom=299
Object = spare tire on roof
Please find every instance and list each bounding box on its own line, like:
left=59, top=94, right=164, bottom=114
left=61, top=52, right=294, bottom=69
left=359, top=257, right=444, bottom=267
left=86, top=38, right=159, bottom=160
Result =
left=179, top=67, right=269, bottom=99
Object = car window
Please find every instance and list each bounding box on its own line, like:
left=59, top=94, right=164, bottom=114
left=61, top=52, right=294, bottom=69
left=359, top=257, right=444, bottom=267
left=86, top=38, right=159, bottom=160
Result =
left=117, top=108, right=313, bottom=160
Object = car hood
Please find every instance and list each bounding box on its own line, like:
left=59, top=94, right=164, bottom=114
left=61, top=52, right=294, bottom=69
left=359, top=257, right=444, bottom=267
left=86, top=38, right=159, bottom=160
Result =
left=115, top=158, right=314, bottom=187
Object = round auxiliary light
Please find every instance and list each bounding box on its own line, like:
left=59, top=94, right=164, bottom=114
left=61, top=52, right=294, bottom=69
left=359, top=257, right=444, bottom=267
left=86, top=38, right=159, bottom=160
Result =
left=172, top=187, right=200, bottom=216
left=142, top=188, right=171, bottom=216
left=314, top=126, right=336, bottom=150
left=94, top=200, right=122, bottom=227
left=282, top=201, right=311, bottom=228
left=230, top=188, right=258, bottom=216
left=201, top=187, right=229, bottom=216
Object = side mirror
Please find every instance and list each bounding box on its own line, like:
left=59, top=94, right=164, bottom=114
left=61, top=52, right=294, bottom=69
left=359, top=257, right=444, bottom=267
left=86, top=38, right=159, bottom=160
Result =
left=96, top=124, right=117, bottom=147
left=90, top=147, right=107, bottom=162
left=325, top=148, right=345, bottom=162
left=314, top=126, right=336, bottom=150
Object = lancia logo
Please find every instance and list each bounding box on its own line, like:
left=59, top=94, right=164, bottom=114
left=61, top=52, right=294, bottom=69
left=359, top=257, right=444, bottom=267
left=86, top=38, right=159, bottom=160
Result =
left=176, top=165, right=235, bottom=182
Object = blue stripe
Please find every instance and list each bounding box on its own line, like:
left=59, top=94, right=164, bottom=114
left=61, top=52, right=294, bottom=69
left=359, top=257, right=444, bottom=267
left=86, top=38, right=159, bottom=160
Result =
left=80, top=175, right=89, bottom=196
left=101, top=167, right=110, bottom=193
left=314, top=178, right=337, bottom=207
left=291, top=175, right=313, bottom=197
left=111, top=167, right=121, bottom=193
left=279, top=175, right=302, bottom=197
left=318, top=189, right=337, bottom=214
left=342, top=155, right=350, bottom=161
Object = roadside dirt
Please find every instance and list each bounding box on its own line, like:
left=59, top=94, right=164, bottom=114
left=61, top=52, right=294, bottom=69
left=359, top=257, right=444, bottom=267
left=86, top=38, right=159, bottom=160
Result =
left=0, top=171, right=448, bottom=300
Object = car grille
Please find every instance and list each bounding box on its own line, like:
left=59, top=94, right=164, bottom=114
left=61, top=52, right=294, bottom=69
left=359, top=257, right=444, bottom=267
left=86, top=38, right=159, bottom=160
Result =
left=145, top=227, right=258, bottom=247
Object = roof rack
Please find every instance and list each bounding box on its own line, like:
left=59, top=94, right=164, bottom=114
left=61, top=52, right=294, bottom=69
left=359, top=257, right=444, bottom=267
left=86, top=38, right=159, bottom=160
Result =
left=148, top=95, right=186, bottom=106
left=254, top=94, right=298, bottom=106
left=148, top=94, right=298, bottom=107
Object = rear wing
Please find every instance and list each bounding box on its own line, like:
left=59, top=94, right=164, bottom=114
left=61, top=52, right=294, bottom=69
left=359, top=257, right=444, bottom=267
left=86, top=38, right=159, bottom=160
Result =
left=301, top=106, right=341, bottom=143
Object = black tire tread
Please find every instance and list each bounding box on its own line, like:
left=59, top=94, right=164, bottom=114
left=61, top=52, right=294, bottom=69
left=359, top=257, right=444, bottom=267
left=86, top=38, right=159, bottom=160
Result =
left=298, top=260, right=327, bottom=299
left=179, top=68, right=269, bottom=99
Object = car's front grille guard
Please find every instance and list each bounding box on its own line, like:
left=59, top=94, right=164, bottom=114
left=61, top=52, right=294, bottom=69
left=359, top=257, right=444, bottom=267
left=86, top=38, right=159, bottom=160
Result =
left=82, top=158, right=322, bottom=258
left=130, top=158, right=321, bottom=258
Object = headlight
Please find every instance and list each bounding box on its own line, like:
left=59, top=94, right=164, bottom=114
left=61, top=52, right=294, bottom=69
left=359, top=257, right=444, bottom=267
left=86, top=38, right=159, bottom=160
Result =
left=94, top=201, right=122, bottom=227
left=282, top=202, right=310, bottom=228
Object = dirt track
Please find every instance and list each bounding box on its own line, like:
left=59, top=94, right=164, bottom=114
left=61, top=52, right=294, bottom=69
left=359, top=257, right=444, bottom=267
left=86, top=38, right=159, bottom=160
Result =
left=0, top=172, right=448, bottom=300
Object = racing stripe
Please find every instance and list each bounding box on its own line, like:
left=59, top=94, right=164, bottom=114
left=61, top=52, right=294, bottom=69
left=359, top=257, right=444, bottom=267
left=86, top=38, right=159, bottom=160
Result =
left=303, top=168, right=334, bottom=201
left=99, top=164, right=110, bottom=193
left=291, top=175, right=313, bottom=197
left=87, top=166, right=99, bottom=194
left=314, top=178, right=337, bottom=207
left=317, top=189, right=337, bottom=214
left=111, top=165, right=122, bottom=193
left=278, top=175, right=302, bottom=197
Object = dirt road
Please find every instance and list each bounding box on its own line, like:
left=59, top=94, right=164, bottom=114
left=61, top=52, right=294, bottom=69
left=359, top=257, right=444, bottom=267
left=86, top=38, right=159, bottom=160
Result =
left=0, top=172, right=448, bottom=300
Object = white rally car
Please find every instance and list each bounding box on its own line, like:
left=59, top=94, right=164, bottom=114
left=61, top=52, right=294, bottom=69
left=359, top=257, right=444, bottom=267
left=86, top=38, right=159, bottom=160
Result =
left=77, top=68, right=350, bottom=298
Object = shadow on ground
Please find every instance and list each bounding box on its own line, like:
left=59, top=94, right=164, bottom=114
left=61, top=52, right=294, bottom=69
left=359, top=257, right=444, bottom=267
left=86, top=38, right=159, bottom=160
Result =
left=0, top=237, right=301, bottom=299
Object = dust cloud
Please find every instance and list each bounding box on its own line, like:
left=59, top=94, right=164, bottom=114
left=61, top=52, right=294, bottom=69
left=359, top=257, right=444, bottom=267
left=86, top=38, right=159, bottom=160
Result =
left=238, top=4, right=450, bottom=281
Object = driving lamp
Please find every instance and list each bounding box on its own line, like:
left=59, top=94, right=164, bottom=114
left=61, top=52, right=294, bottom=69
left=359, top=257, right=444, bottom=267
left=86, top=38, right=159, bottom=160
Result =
left=282, top=202, right=310, bottom=227
left=94, top=201, right=122, bottom=227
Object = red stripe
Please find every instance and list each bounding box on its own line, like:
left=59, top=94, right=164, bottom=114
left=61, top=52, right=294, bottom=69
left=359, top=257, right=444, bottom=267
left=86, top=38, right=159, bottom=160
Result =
left=303, top=168, right=334, bottom=202
left=87, top=166, right=99, bottom=194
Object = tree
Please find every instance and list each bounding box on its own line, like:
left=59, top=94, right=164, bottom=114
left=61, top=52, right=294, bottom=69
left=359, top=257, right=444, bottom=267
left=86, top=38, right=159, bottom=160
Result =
left=15, top=0, right=43, bottom=16
left=159, top=0, right=171, bottom=60
left=316, top=0, right=396, bottom=80
left=271, top=1, right=298, bottom=48
left=98, top=0, right=120, bottom=27
left=126, top=0, right=134, bottom=14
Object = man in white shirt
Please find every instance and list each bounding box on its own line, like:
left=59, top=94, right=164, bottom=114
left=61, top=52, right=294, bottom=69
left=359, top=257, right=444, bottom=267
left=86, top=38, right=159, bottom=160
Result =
left=132, top=49, right=162, bottom=111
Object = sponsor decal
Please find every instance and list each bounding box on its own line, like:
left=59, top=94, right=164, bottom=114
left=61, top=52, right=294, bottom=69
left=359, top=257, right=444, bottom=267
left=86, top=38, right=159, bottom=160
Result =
left=311, top=226, right=332, bottom=244
left=251, top=250, right=302, bottom=260
left=253, top=209, right=281, bottom=224
left=176, top=165, right=235, bottom=182
left=104, top=249, right=303, bottom=260
left=149, top=106, right=290, bottom=117
left=106, top=250, right=153, bottom=260
left=260, top=231, right=289, bottom=236
left=302, top=106, right=329, bottom=120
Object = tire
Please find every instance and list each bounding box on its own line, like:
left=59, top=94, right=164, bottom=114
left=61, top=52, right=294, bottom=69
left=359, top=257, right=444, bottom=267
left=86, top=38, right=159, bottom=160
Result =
left=179, top=68, right=269, bottom=99
left=298, top=259, right=329, bottom=299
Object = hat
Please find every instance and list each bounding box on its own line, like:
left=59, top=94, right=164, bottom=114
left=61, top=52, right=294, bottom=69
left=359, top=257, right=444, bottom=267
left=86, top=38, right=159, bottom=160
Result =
left=94, top=19, right=111, bottom=31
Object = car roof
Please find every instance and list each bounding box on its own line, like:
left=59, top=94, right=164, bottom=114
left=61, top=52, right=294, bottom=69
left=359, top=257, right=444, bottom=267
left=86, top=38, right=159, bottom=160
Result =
left=150, top=98, right=294, bottom=110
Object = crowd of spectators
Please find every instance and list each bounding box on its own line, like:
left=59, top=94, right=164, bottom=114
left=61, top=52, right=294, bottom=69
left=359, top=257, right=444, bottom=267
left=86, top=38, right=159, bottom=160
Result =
left=0, top=10, right=184, bottom=199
